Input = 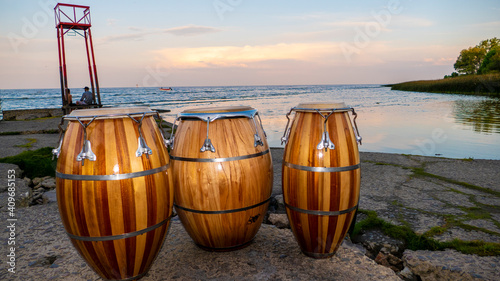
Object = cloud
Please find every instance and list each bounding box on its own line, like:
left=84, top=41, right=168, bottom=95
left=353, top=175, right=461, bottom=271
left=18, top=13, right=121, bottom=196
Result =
left=99, top=33, right=148, bottom=43
left=153, top=42, right=341, bottom=69
left=276, top=12, right=338, bottom=21
left=107, top=18, right=118, bottom=26
left=128, top=26, right=145, bottom=32
left=325, top=15, right=432, bottom=30
left=163, top=25, right=221, bottom=36
left=98, top=25, right=220, bottom=44
left=472, top=21, right=500, bottom=28
left=392, top=16, right=433, bottom=28
left=151, top=41, right=461, bottom=71
left=423, top=57, right=455, bottom=65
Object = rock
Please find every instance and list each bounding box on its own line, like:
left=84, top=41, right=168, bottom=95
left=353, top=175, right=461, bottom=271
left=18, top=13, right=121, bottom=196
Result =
left=24, top=177, right=33, bottom=187
left=381, top=245, right=401, bottom=256
left=0, top=163, right=23, bottom=192
left=352, top=229, right=405, bottom=259
left=2, top=108, right=62, bottom=121
left=268, top=213, right=290, bottom=229
left=30, top=188, right=49, bottom=206
left=10, top=173, right=32, bottom=207
left=43, top=189, right=58, bottom=203
left=374, top=250, right=403, bottom=272
left=375, top=251, right=390, bottom=267
left=32, top=177, right=44, bottom=187
left=274, top=194, right=286, bottom=212
left=41, top=177, right=56, bottom=190
left=403, top=249, right=500, bottom=281
left=433, top=227, right=500, bottom=244
left=398, top=266, right=417, bottom=281
left=386, top=252, right=404, bottom=271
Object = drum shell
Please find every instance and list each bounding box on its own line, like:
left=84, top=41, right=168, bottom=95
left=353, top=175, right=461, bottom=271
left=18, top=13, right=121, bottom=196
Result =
left=56, top=114, right=173, bottom=280
left=171, top=115, right=273, bottom=251
left=282, top=110, right=360, bottom=258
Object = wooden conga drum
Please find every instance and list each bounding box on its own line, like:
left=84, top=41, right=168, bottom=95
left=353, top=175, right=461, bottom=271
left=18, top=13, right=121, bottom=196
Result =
left=281, top=102, right=362, bottom=258
left=169, top=106, right=272, bottom=251
left=53, top=107, right=173, bottom=280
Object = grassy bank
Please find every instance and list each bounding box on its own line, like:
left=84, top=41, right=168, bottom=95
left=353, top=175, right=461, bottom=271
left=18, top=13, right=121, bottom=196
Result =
left=0, top=147, right=56, bottom=178
left=386, top=73, right=500, bottom=97
left=352, top=210, right=500, bottom=256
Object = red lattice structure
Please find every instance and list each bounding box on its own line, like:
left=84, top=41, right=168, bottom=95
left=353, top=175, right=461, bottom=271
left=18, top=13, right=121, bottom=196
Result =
left=55, top=3, right=102, bottom=114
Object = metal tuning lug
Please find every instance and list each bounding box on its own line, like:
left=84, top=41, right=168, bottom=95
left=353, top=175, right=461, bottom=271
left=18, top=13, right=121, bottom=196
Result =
left=75, top=117, right=96, bottom=165
left=350, top=108, right=363, bottom=145
left=156, top=112, right=172, bottom=149
left=356, top=135, right=363, bottom=145
left=166, top=117, right=178, bottom=149
left=316, top=109, right=335, bottom=151
left=281, top=108, right=293, bottom=145
left=164, top=136, right=174, bottom=148
left=317, top=131, right=335, bottom=151
left=254, top=134, right=264, bottom=147
left=281, top=128, right=290, bottom=145
left=200, top=138, right=216, bottom=153
left=77, top=140, right=96, bottom=165
left=126, top=113, right=154, bottom=158
left=200, top=117, right=216, bottom=153
left=52, top=132, right=64, bottom=159
left=251, top=116, right=264, bottom=147
left=136, top=136, right=153, bottom=157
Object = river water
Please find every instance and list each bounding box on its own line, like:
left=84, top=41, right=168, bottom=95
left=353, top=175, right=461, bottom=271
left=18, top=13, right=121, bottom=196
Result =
left=1, top=85, right=499, bottom=159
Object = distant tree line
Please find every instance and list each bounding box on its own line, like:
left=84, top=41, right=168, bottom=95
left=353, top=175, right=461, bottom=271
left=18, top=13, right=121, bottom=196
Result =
left=445, top=37, right=500, bottom=78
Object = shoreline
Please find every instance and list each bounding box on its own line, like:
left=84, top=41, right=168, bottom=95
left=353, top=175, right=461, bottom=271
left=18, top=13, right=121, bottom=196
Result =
left=385, top=73, right=500, bottom=96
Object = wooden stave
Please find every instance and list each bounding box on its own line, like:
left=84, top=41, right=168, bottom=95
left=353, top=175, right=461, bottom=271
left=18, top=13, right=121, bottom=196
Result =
left=171, top=115, right=273, bottom=250
left=56, top=116, right=173, bottom=280
left=282, top=110, right=360, bottom=258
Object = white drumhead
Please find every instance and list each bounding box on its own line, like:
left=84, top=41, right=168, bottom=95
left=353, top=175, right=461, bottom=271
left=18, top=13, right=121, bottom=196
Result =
left=66, top=106, right=156, bottom=120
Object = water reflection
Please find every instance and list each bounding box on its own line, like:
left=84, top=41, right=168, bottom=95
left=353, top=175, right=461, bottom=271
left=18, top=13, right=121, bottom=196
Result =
left=452, top=99, right=500, bottom=134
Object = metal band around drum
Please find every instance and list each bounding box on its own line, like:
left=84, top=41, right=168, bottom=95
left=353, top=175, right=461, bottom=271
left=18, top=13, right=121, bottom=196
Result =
left=170, top=149, right=270, bottom=163
left=285, top=203, right=358, bottom=216
left=174, top=197, right=271, bottom=214
left=56, top=163, right=170, bottom=181
left=66, top=215, right=172, bottom=242
left=284, top=162, right=360, bottom=173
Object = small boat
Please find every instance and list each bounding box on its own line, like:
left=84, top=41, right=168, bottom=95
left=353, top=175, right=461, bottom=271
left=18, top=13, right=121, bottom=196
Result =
left=160, top=87, right=172, bottom=91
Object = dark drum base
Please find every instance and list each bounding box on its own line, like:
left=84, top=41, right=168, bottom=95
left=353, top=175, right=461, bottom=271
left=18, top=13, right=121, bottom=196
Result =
left=194, top=238, right=254, bottom=252
left=301, top=249, right=338, bottom=259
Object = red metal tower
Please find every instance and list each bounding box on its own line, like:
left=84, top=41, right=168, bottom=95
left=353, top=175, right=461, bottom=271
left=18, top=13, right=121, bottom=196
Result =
left=54, top=3, right=102, bottom=113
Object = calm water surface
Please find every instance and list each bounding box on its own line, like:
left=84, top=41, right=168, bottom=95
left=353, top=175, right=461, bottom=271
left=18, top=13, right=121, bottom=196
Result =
left=1, top=85, right=499, bottom=159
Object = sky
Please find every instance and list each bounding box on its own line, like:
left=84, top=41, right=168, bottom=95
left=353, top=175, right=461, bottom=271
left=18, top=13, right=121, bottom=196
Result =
left=1, top=0, right=499, bottom=89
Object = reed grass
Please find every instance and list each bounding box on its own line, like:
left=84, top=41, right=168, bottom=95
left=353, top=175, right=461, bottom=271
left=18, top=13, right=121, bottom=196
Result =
left=387, top=73, right=500, bottom=96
